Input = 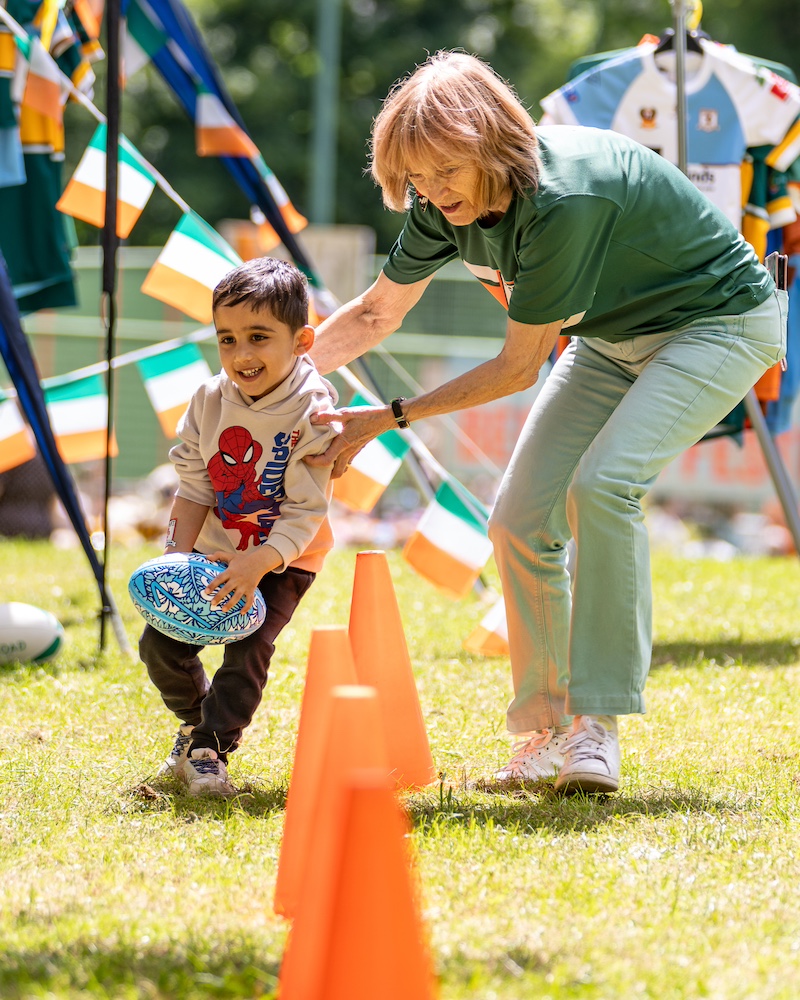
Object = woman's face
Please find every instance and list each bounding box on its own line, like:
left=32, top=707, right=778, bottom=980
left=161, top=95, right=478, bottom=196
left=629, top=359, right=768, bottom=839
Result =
left=407, top=156, right=507, bottom=226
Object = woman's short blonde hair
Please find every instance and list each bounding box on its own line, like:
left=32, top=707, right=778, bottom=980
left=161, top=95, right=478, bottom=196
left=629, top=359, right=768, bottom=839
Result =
left=370, top=50, right=540, bottom=214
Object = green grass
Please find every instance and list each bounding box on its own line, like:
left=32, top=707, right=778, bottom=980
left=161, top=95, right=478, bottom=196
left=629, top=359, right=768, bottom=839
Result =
left=3, top=538, right=800, bottom=999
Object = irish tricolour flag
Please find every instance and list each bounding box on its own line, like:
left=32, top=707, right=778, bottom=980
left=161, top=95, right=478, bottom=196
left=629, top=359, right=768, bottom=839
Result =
left=196, top=89, right=259, bottom=158
left=57, top=124, right=157, bottom=238
left=16, top=35, right=69, bottom=124
left=44, top=375, right=118, bottom=464
left=137, top=344, right=212, bottom=439
left=463, top=596, right=510, bottom=657
left=141, top=211, right=242, bottom=323
left=333, top=394, right=410, bottom=513
left=253, top=155, right=307, bottom=235
left=403, top=482, right=494, bottom=599
left=121, top=0, right=169, bottom=85
left=0, top=392, right=36, bottom=473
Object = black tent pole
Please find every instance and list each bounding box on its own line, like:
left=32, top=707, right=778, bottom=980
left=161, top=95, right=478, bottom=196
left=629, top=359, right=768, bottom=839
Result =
left=100, top=0, right=121, bottom=649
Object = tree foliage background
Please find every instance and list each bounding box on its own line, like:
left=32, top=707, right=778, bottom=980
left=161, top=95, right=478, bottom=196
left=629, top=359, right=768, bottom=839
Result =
left=65, top=0, right=800, bottom=254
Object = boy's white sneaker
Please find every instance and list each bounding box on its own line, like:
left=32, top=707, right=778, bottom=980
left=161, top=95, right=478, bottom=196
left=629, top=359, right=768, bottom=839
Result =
left=494, top=727, right=572, bottom=783
left=555, top=715, right=620, bottom=794
left=179, top=747, right=237, bottom=797
left=158, top=724, right=195, bottom=777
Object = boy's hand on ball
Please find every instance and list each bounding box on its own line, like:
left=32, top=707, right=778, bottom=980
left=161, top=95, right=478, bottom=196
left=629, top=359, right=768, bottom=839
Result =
left=205, top=547, right=280, bottom=614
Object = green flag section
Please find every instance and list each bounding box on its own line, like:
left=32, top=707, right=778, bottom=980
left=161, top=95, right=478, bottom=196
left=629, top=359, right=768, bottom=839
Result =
left=137, top=343, right=213, bottom=439
left=0, top=392, right=36, bottom=473
left=44, top=374, right=117, bottom=464
left=402, top=481, right=493, bottom=599
left=56, top=124, right=157, bottom=238
left=122, top=0, right=169, bottom=84
left=333, top=393, right=411, bottom=513
left=140, top=211, right=242, bottom=323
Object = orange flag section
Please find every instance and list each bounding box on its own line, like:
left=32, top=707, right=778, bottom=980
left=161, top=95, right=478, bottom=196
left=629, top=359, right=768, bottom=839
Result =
left=280, top=772, right=439, bottom=1000
left=402, top=531, right=481, bottom=599
left=195, top=91, right=260, bottom=158
left=273, top=627, right=358, bottom=919
left=349, top=550, right=436, bottom=788
left=56, top=428, right=118, bottom=464
left=333, top=464, right=386, bottom=513
left=0, top=396, right=36, bottom=473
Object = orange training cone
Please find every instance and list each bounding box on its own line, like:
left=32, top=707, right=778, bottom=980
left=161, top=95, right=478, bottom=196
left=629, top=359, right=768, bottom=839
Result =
left=349, top=550, right=436, bottom=788
left=313, top=771, right=439, bottom=1000
left=278, top=687, right=392, bottom=998
left=273, top=626, right=358, bottom=918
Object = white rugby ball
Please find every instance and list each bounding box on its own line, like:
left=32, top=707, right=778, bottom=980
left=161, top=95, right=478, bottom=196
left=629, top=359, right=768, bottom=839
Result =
left=0, top=602, right=65, bottom=664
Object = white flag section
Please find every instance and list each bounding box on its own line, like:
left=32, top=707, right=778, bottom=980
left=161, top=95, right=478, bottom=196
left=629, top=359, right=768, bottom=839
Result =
left=403, top=481, right=493, bottom=599
left=463, top=596, right=510, bottom=657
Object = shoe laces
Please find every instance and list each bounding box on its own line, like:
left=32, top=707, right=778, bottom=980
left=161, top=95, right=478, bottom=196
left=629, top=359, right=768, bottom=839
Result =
left=189, top=752, right=223, bottom=776
left=170, top=729, right=193, bottom=758
left=505, top=729, right=563, bottom=770
left=563, top=718, right=613, bottom=763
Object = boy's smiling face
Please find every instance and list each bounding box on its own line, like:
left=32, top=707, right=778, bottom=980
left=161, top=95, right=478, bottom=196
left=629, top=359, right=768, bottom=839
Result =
left=214, top=300, right=314, bottom=400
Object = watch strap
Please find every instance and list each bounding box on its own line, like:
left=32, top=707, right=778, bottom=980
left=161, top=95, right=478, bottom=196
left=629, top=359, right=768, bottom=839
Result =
left=390, top=397, right=410, bottom=429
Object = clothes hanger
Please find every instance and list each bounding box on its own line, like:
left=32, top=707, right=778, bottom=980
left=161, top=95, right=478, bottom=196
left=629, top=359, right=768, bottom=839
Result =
left=654, top=27, right=706, bottom=54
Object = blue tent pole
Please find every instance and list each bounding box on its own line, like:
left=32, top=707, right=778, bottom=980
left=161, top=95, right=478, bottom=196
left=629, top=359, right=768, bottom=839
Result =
left=100, top=0, right=121, bottom=650
left=0, top=256, right=132, bottom=656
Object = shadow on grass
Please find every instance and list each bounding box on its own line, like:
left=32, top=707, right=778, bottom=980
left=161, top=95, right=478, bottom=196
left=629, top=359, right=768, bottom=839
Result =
left=0, top=939, right=557, bottom=1000
left=0, top=940, right=282, bottom=1000
left=0, top=641, right=127, bottom=680
left=437, top=948, right=553, bottom=992
left=651, top=639, right=800, bottom=669
left=117, top=778, right=288, bottom=818
left=119, top=773, right=753, bottom=834
left=405, top=782, right=753, bottom=835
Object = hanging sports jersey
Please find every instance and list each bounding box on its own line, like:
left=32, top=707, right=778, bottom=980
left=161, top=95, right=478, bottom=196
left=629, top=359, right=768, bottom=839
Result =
left=540, top=38, right=800, bottom=230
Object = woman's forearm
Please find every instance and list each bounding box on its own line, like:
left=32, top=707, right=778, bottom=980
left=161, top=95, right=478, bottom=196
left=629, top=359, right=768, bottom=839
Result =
left=309, top=272, right=433, bottom=375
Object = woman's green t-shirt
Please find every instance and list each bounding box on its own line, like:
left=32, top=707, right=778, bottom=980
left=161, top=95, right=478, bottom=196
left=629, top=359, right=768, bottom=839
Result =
left=382, top=125, right=773, bottom=341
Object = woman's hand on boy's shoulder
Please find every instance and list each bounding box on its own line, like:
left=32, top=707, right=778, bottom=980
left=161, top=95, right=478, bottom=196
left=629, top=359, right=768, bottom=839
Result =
left=305, top=405, right=395, bottom=478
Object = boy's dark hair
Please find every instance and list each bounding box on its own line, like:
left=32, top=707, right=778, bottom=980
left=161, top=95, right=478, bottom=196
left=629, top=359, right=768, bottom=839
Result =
left=213, top=257, right=309, bottom=331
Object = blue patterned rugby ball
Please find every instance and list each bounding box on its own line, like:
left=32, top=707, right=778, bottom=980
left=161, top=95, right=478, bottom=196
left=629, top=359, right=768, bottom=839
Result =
left=128, top=552, right=267, bottom=645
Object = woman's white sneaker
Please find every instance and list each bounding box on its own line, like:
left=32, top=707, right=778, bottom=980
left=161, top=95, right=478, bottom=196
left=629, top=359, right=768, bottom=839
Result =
left=494, top=727, right=572, bottom=783
left=554, top=715, right=620, bottom=794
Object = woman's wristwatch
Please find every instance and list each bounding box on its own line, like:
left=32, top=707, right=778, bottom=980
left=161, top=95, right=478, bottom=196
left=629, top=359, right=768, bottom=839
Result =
left=390, top=397, right=410, bottom=429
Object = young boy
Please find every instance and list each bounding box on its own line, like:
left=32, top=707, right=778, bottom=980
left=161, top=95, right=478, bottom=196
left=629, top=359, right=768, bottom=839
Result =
left=139, top=256, right=338, bottom=796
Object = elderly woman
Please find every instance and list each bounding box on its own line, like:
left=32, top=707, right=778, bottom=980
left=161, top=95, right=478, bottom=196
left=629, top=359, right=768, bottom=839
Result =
left=307, top=50, right=786, bottom=793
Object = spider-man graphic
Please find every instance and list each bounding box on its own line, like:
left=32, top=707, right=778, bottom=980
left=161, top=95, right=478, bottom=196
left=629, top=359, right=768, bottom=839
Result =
left=207, top=426, right=280, bottom=550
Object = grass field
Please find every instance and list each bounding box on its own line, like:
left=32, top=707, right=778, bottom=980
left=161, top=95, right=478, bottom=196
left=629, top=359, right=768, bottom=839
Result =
left=2, top=536, right=800, bottom=999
